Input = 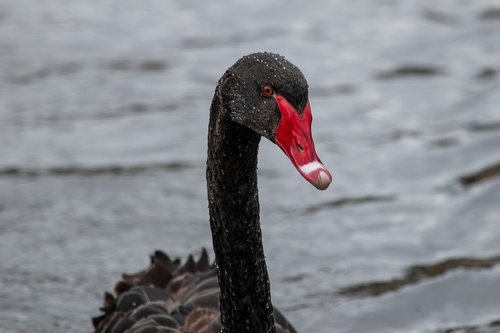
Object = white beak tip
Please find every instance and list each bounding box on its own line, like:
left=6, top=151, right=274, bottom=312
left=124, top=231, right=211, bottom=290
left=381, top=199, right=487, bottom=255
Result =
left=314, top=170, right=332, bottom=190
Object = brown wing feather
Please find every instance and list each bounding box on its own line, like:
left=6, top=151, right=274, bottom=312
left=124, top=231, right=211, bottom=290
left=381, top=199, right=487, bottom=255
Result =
left=93, top=249, right=297, bottom=333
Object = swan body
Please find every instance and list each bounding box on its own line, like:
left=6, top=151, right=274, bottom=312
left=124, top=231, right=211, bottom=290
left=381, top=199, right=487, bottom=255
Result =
left=93, top=52, right=331, bottom=333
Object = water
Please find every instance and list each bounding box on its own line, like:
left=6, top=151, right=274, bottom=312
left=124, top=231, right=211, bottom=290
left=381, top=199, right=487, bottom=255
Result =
left=1, top=1, right=500, bottom=332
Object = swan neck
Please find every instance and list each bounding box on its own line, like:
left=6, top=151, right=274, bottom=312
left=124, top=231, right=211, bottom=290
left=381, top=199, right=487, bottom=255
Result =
left=206, top=104, right=276, bottom=333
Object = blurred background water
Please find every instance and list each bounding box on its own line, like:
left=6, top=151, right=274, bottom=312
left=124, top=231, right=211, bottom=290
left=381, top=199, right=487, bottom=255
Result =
left=1, top=0, right=500, bottom=332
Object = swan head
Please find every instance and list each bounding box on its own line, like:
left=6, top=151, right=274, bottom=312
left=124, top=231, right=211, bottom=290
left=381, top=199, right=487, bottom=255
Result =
left=218, top=52, right=332, bottom=190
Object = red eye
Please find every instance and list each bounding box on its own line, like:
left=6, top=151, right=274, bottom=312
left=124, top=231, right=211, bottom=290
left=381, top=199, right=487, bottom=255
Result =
left=261, top=85, right=274, bottom=97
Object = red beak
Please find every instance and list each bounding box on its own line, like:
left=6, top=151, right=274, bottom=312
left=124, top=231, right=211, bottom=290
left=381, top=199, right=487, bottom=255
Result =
left=274, top=95, right=332, bottom=190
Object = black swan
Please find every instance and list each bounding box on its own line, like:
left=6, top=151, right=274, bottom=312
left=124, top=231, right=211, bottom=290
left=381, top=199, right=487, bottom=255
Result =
left=93, top=52, right=332, bottom=333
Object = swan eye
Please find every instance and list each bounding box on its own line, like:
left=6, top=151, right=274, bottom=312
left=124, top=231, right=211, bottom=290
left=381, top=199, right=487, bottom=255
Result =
left=261, top=85, right=274, bottom=97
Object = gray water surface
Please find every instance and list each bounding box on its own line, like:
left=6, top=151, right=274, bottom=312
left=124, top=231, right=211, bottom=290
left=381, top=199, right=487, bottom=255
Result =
left=1, top=1, right=500, bottom=332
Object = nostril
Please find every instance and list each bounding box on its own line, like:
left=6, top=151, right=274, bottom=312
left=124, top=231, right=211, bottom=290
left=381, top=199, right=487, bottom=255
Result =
left=297, top=143, right=304, bottom=153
